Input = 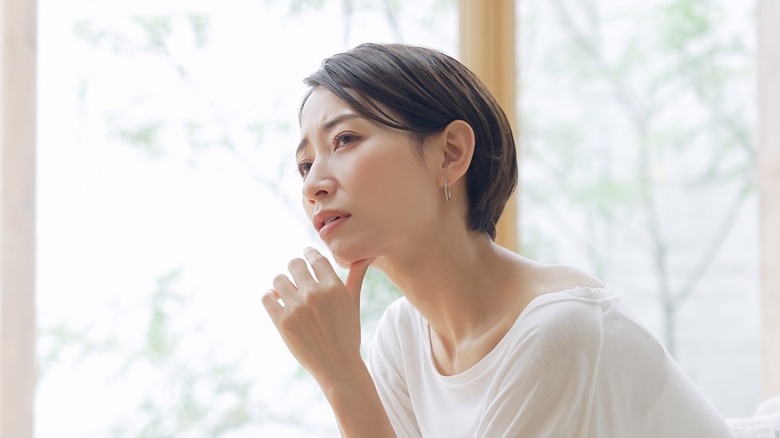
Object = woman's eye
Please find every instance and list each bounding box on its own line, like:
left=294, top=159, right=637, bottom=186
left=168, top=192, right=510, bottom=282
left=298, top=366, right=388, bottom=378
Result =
left=335, top=133, right=357, bottom=148
left=297, top=162, right=312, bottom=178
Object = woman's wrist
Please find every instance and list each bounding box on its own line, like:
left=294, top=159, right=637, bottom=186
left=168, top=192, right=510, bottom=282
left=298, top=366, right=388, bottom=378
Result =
left=318, top=354, right=368, bottom=391
left=319, top=360, right=395, bottom=438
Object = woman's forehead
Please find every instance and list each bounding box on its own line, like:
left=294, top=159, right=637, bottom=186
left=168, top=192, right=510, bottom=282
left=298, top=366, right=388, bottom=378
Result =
left=298, top=85, right=411, bottom=141
left=298, top=90, right=364, bottom=144
left=300, top=88, right=354, bottom=125
left=297, top=89, right=364, bottom=155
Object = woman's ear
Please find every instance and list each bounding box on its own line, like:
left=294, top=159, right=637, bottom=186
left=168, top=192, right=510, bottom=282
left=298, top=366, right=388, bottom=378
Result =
left=439, top=120, right=475, bottom=185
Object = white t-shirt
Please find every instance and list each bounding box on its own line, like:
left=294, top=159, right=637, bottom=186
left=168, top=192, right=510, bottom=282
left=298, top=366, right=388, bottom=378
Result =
left=366, top=286, right=734, bottom=438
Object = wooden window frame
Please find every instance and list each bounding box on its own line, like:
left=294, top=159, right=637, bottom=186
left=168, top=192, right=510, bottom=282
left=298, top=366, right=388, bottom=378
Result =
left=1, top=0, right=37, bottom=436
left=459, top=0, right=519, bottom=252
left=758, top=0, right=780, bottom=400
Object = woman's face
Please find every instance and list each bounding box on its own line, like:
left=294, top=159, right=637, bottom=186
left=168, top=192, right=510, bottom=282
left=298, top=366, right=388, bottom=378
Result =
left=296, top=87, right=441, bottom=267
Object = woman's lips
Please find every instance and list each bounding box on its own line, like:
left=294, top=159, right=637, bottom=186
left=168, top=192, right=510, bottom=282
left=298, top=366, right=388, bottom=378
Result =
left=313, top=209, right=352, bottom=239
left=318, top=215, right=349, bottom=239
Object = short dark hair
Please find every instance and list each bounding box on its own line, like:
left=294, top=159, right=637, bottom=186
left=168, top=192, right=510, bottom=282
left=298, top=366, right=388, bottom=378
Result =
left=301, top=43, right=517, bottom=240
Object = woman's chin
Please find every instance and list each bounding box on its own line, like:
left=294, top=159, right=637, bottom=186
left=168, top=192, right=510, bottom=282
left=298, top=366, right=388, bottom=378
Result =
left=332, top=256, right=350, bottom=270
left=327, top=244, right=372, bottom=270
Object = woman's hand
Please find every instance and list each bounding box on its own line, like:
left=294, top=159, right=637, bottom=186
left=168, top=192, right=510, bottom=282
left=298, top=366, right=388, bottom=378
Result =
left=262, top=248, right=395, bottom=437
left=262, top=247, right=375, bottom=383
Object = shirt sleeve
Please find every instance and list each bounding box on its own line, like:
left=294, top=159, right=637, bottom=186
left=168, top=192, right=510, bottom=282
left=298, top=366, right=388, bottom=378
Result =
left=477, top=296, right=734, bottom=438
left=476, top=300, right=601, bottom=438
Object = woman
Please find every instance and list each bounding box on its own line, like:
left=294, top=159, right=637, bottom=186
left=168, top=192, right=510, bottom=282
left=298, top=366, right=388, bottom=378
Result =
left=262, top=43, right=733, bottom=437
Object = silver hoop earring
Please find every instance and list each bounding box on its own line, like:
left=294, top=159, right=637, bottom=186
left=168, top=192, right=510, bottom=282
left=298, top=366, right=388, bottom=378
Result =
left=444, top=179, right=452, bottom=202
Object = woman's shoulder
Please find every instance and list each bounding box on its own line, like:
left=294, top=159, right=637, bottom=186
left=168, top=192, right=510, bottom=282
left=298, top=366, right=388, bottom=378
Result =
left=379, top=296, right=419, bottom=324
left=506, top=261, right=643, bottom=350
left=508, top=260, right=608, bottom=320
left=508, top=276, right=665, bottom=370
left=512, top=285, right=612, bottom=346
left=525, top=262, right=606, bottom=296
left=373, top=297, right=426, bottom=343
left=488, top=257, right=605, bottom=341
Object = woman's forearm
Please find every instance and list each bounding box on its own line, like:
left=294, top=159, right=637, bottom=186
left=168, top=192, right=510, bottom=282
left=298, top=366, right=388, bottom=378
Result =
left=320, top=360, right=395, bottom=438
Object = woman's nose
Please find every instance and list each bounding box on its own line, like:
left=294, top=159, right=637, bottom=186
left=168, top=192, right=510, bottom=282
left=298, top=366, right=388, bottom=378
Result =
left=302, top=160, right=335, bottom=204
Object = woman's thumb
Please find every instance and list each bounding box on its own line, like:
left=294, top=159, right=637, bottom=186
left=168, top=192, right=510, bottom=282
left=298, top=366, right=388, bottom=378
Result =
left=345, top=257, right=375, bottom=308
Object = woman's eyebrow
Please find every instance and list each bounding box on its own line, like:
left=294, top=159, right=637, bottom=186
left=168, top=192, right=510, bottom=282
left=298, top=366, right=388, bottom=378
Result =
left=297, top=113, right=364, bottom=156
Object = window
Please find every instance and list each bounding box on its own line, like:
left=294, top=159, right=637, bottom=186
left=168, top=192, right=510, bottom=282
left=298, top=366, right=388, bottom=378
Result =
left=23, top=0, right=773, bottom=436
left=35, top=1, right=455, bottom=436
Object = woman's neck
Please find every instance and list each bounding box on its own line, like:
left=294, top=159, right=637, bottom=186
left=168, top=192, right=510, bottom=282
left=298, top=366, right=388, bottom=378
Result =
left=375, top=228, right=531, bottom=346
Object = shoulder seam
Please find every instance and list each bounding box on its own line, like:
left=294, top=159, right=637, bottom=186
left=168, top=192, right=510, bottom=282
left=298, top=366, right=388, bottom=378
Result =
left=579, top=303, right=605, bottom=437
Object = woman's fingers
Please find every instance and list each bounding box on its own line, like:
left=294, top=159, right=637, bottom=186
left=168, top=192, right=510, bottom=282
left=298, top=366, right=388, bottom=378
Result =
left=261, top=289, right=283, bottom=319
left=269, top=248, right=374, bottom=313
left=270, top=256, right=317, bottom=305
left=288, top=257, right=317, bottom=288
left=303, top=247, right=338, bottom=284
left=301, top=247, right=375, bottom=309
left=271, top=272, right=297, bottom=305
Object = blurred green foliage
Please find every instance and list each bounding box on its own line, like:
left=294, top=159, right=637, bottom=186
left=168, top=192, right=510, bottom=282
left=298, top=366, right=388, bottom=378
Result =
left=520, top=0, right=754, bottom=354
left=39, top=269, right=336, bottom=437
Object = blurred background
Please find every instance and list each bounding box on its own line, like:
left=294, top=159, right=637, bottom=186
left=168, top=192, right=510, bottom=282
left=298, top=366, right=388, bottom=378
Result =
left=34, top=0, right=759, bottom=436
